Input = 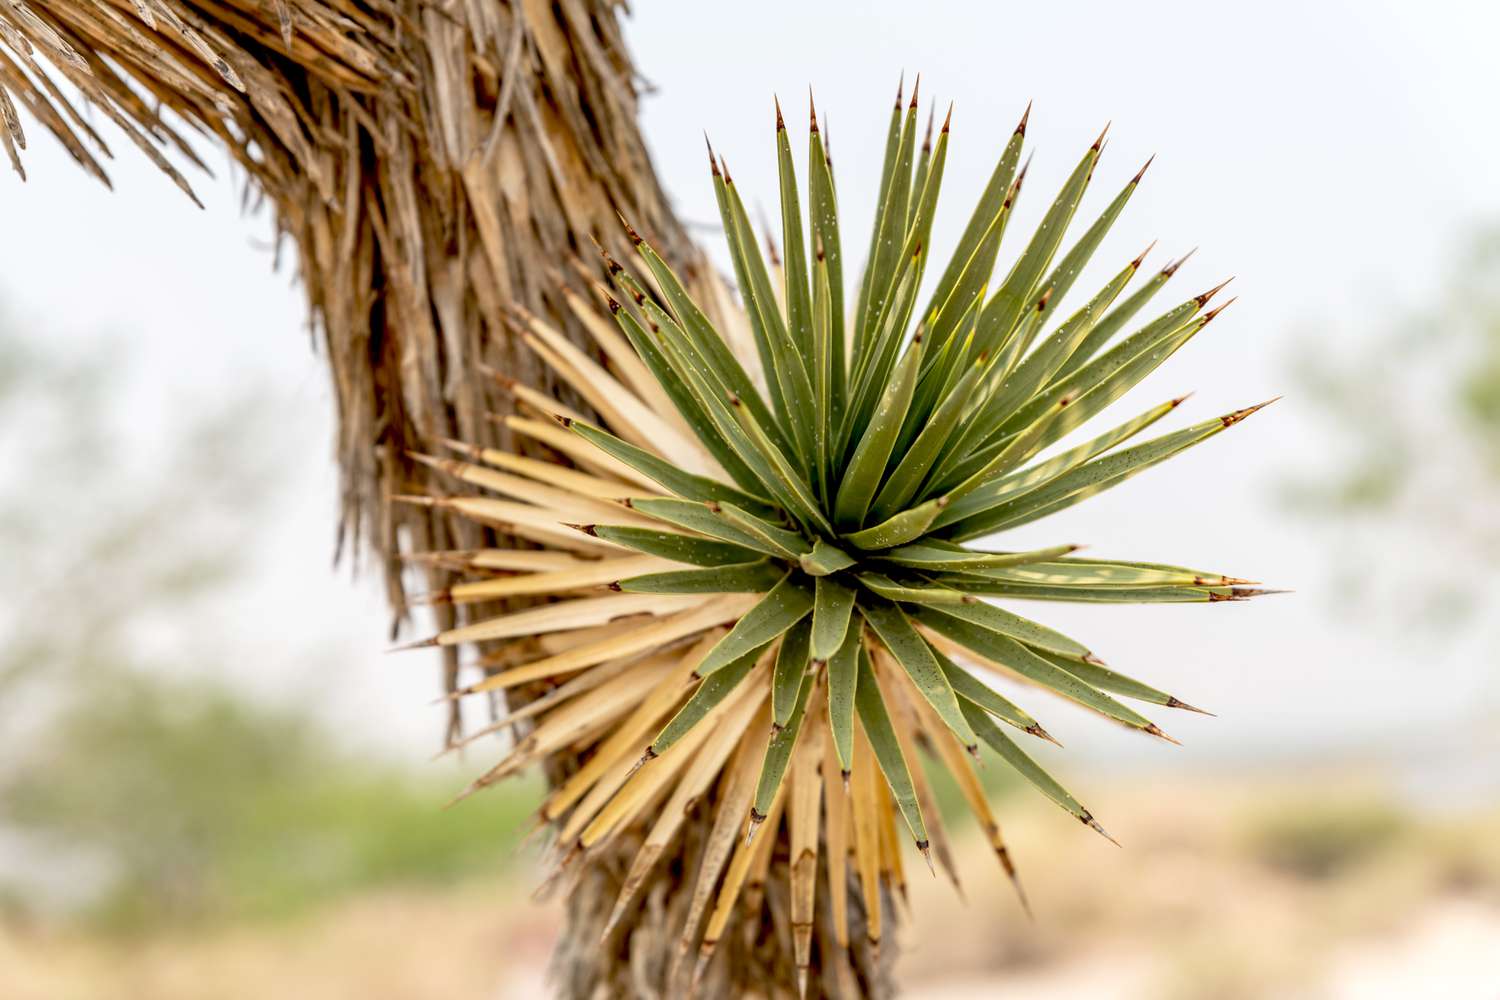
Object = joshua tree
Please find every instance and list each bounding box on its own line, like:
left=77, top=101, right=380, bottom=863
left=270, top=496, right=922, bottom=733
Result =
left=2, top=5, right=1272, bottom=997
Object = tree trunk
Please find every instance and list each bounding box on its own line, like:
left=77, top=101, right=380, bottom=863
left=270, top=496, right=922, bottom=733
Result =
left=3, top=1, right=895, bottom=994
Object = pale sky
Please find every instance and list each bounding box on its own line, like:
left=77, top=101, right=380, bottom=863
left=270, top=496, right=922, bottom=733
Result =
left=1, top=0, right=1497, bottom=784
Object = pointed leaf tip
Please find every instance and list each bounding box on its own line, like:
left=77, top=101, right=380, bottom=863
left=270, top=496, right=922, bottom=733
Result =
left=1132, top=239, right=1158, bottom=269
left=1016, top=99, right=1032, bottom=136
left=808, top=88, right=819, bottom=131
left=1162, top=247, right=1197, bottom=276
left=941, top=101, right=953, bottom=133
left=1081, top=812, right=1121, bottom=846
left=1203, top=296, right=1237, bottom=323
left=1195, top=276, right=1235, bottom=307
left=387, top=635, right=439, bottom=653
left=916, top=839, right=936, bottom=877
left=774, top=95, right=785, bottom=131
left=1166, top=696, right=1216, bottom=716
left=1219, top=395, right=1278, bottom=427
left=1132, top=153, right=1156, bottom=184
left=909, top=73, right=920, bottom=109
left=1092, top=120, right=1111, bottom=151
left=1144, top=723, right=1182, bottom=746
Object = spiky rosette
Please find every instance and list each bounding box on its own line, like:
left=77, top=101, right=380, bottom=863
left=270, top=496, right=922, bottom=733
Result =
left=400, top=83, right=1275, bottom=995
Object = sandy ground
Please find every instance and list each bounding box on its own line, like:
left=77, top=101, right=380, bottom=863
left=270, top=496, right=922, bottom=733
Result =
left=4, top=780, right=1498, bottom=999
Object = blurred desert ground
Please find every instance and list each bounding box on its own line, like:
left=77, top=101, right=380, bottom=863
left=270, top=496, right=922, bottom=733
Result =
left=2, top=0, right=1499, bottom=997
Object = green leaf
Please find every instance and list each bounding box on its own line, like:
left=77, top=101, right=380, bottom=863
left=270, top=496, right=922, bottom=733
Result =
left=943, top=582, right=1234, bottom=603
left=853, top=84, right=906, bottom=352
left=974, top=135, right=1101, bottom=358
left=843, top=496, right=947, bottom=551
left=912, top=607, right=1157, bottom=730
left=835, top=332, right=925, bottom=527
left=752, top=666, right=814, bottom=821
left=773, top=618, right=813, bottom=728
left=808, top=116, right=845, bottom=408
left=617, top=560, right=784, bottom=594
left=855, top=574, right=967, bottom=605
left=651, top=644, right=765, bottom=756
left=589, top=524, right=763, bottom=567
left=568, top=418, right=774, bottom=516
left=799, top=539, right=856, bottom=577
left=934, top=395, right=1182, bottom=531
left=810, top=576, right=857, bottom=660
left=695, top=573, right=815, bottom=676
left=962, top=700, right=1106, bottom=835
left=860, top=599, right=977, bottom=749
left=879, top=541, right=1078, bottom=572
left=1053, top=254, right=1182, bottom=382
left=717, top=502, right=811, bottom=560
left=1034, top=162, right=1147, bottom=318
left=629, top=236, right=783, bottom=448
left=826, top=625, right=860, bottom=774
left=604, top=297, right=760, bottom=490
left=855, top=645, right=927, bottom=845
left=625, top=497, right=784, bottom=558
left=903, top=598, right=1091, bottom=661
left=1039, top=648, right=1199, bottom=711
left=923, top=113, right=1025, bottom=356
left=775, top=101, right=814, bottom=360
left=951, top=402, right=1271, bottom=539
left=934, top=647, right=1046, bottom=738
left=868, top=348, right=987, bottom=522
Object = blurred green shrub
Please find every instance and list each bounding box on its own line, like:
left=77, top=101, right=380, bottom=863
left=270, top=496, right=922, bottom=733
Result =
left=0, top=334, right=533, bottom=933
left=2, top=667, right=537, bottom=932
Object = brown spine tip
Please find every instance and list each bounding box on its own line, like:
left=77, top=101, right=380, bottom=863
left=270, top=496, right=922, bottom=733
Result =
left=1015, top=99, right=1032, bottom=136
left=1026, top=723, right=1062, bottom=748
left=745, top=808, right=767, bottom=845
left=623, top=746, right=658, bottom=782
left=1195, top=276, right=1235, bottom=307
left=1080, top=811, right=1121, bottom=847
left=1131, top=239, right=1158, bottom=269
left=1036, top=286, right=1054, bottom=311
left=387, top=635, right=440, bottom=653
left=1091, top=120, right=1111, bottom=152
left=1166, top=696, right=1216, bottom=717
left=1143, top=723, right=1182, bottom=746
left=1219, top=395, right=1280, bottom=427
left=1171, top=391, right=1194, bottom=407
left=705, top=133, right=720, bottom=176
left=1132, top=153, right=1156, bottom=185
left=553, top=414, right=573, bottom=427
left=1162, top=247, right=1197, bottom=277
left=774, top=95, right=785, bottom=131
left=727, top=393, right=742, bottom=407
left=606, top=295, right=621, bottom=314
left=808, top=89, right=818, bottom=132
left=607, top=581, right=622, bottom=592
left=941, top=101, right=953, bottom=134
left=1202, top=296, right=1238, bottom=324
left=719, top=156, right=733, bottom=184
left=894, top=71, right=904, bottom=110
left=705, top=501, right=722, bottom=513
left=964, top=743, right=982, bottom=762
left=909, top=73, right=920, bottom=110
left=915, top=839, right=936, bottom=877
left=563, top=522, right=598, bottom=536
left=1082, top=653, right=1108, bottom=666
left=814, top=233, right=826, bottom=262
left=841, top=769, right=851, bottom=794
